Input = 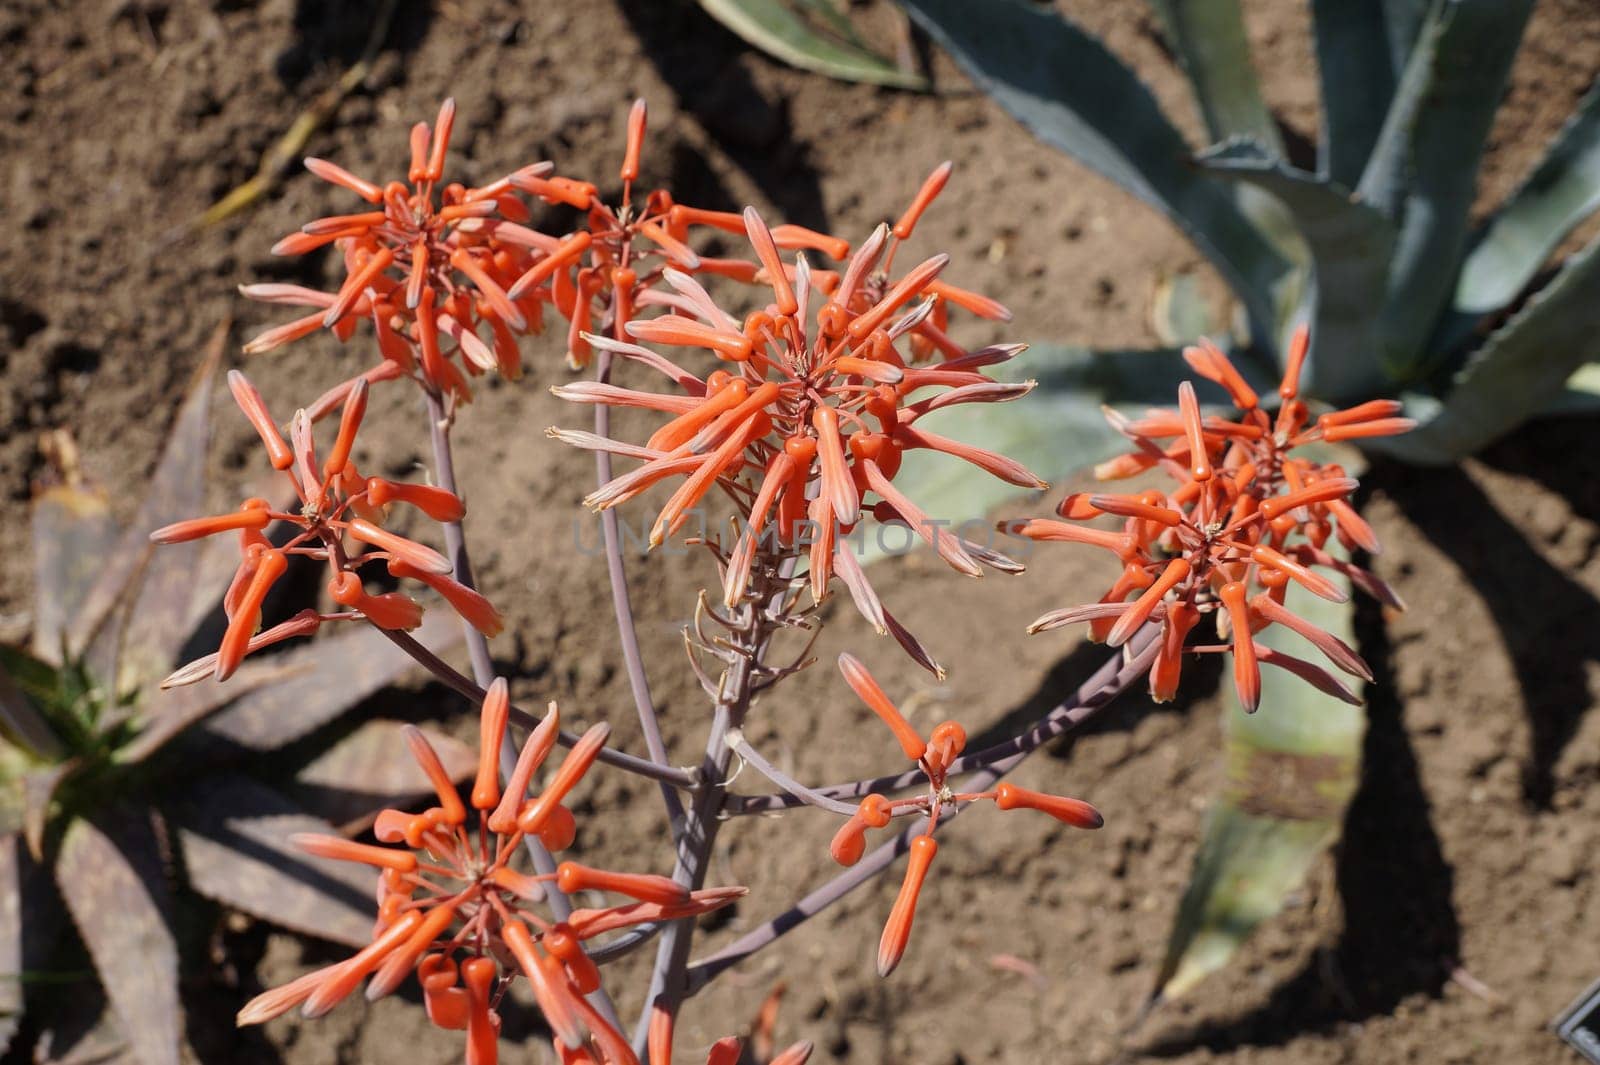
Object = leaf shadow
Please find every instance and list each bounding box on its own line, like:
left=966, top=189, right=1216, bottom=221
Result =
left=1130, top=582, right=1461, bottom=1056
left=1375, top=447, right=1600, bottom=808
left=612, top=0, right=833, bottom=232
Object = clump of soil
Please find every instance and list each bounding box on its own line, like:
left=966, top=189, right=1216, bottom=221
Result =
left=2, top=1, right=1597, bottom=1063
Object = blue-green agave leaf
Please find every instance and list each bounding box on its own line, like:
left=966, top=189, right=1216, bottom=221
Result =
left=1364, top=0, right=1534, bottom=378
left=1310, top=0, right=1402, bottom=187
left=1147, top=0, right=1281, bottom=154
left=1375, top=230, right=1600, bottom=462
left=1381, top=0, right=1432, bottom=75
left=1152, top=586, right=1364, bottom=1003
left=699, top=0, right=925, bottom=89
left=1201, top=141, right=1396, bottom=400
left=896, top=0, right=1290, bottom=341
left=1456, top=79, right=1600, bottom=314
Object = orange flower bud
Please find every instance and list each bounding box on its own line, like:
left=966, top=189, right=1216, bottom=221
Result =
left=488, top=701, right=561, bottom=834
left=149, top=503, right=271, bottom=544
left=471, top=678, right=510, bottom=810
left=838, top=653, right=925, bottom=761
left=893, top=161, right=952, bottom=240
left=516, top=722, right=610, bottom=836
left=403, top=724, right=467, bottom=826
left=556, top=862, right=690, bottom=906
left=877, top=834, right=937, bottom=977
left=994, top=783, right=1103, bottom=828
left=291, top=833, right=417, bottom=872
left=347, top=517, right=453, bottom=575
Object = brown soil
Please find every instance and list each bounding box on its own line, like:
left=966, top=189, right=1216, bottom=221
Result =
left=4, top=1, right=1599, bottom=1064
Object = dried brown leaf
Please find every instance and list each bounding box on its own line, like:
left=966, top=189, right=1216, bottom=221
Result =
left=69, top=322, right=226, bottom=689
left=201, top=609, right=462, bottom=752
left=174, top=775, right=374, bottom=948
left=29, top=486, right=117, bottom=667
left=22, top=759, right=78, bottom=860
left=53, top=814, right=179, bottom=1065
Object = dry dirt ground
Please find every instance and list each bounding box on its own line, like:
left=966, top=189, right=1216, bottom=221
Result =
left=3, top=1, right=1599, bottom=1063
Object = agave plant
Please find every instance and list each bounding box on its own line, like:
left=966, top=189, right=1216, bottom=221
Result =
left=0, top=329, right=467, bottom=1065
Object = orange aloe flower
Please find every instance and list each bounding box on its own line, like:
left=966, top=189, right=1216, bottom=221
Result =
left=237, top=680, right=745, bottom=1065
left=242, top=98, right=570, bottom=403
left=150, top=370, right=501, bottom=683
left=507, top=97, right=851, bottom=369
left=1005, top=326, right=1407, bottom=711
left=830, top=655, right=1102, bottom=975
left=550, top=170, right=1041, bottom=673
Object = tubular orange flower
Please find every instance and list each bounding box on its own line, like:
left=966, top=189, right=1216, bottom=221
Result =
left=236, top=683, right=743, bottom=1064
left=152, top=370, right=495, bottom=680
left=551, top=166, right=1037, bottom=672
left=242, top=98, right=571, bottom=403
left=877, top=835, right=937, bottom=977
left=827, top=657, right=1102, bottom=972
left=1007, top=325, right=1408, bottom=708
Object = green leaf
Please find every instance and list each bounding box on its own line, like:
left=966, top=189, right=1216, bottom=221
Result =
left=1548, top=362, right=1600, bottom=414
left=896, top=0, right=1290, bottom=342
left=54, top=814, right=180, bottom=1065
left=287, top=719, right=475, bottom=832
left=200, top=609, right=462, bottom=752
left=1456, top=80, right=1600, bottom=314
left=1153, top=587, right=1364, bottom=1003
left=698, top=0, right=925, bottom=89
left=1201, top=141, right=1396, bottom=400
left=0, top=658, right=64, bottom=763
left=1364, top=0, right=1534, bottom=377
left=1381, top=0, right=1432, bottom=74
left=1376, top=230, right=1600, bottom=462
left=174, top=775, right=375, bottom=948
left=29, top=486, right=117, bottom=669
left=1147, top=0, right=1281, bottom=154
left=1310, top=0, right=1402, bottom=187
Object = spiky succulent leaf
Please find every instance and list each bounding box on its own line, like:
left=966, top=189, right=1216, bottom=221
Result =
left=199, top=608, right=462, bottom=753
left=0, top=659, right=63, bottom=764
left=1200, top=141, right=1395, bottom=399
left=1310, top=0, right=1402, bottom=187
left=1380, top=0, right=1430, bottom=74
left=698, top=0, right=924, bottom=89
left=115, top=659, right=292, bottom=766
left=53, top=814, right=179, bottom=1065
left=1362, top=0, right=1534, bottom=378
left=288, top=720, right=475, bottom=832
left=174, top=775, right=375, bottom=948
left=896, top=0, right=1289, bottom=341
left=1377, top=231, right=1600, bottom=462
left=1147, top=0, right=1281, bottom=154
left=1153, top=587, right=1364, bottom=1003
left=1456, top=80, right=1600, bottom=313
